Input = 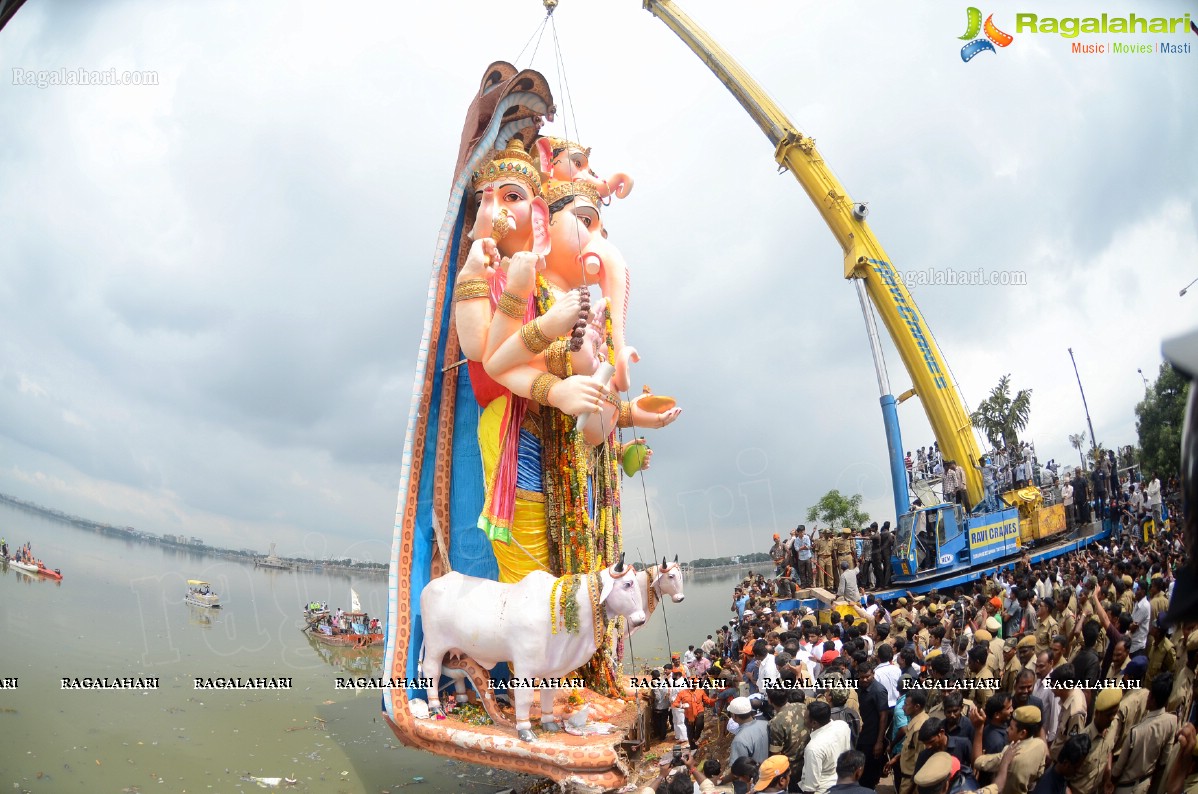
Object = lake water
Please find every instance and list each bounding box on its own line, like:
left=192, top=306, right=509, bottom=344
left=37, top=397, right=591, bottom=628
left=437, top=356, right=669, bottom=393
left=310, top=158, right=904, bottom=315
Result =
left=0, top=501, right=752, bottom=792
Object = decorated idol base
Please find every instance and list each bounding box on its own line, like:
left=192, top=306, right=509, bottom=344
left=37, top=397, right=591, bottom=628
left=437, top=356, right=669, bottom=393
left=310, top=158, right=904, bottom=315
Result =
left=386, top=661, right=639, bottom=792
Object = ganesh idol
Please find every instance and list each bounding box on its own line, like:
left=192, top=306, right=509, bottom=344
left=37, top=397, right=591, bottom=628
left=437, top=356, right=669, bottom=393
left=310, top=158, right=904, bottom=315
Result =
left=451, top=137, right=681, bottom=591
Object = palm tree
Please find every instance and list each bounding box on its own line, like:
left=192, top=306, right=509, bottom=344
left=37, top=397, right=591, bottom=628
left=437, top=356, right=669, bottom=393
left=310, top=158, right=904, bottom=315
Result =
left=1068, top=432, right=1087, bottom=470
left=970, top=374, right=1033, bottom=453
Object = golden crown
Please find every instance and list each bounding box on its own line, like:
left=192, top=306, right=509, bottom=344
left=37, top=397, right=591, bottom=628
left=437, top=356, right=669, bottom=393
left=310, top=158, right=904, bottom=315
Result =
left=542, top=178, right=601, bottom=209
left=545, top=136, right=592, bottom=159
left=471, top=138, right=542, bottom=193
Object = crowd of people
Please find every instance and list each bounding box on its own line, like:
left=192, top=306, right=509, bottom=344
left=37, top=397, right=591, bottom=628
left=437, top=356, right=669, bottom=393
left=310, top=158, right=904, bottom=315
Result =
left=636, top=519, right=1198, bottom=794
left=768, top=525, right=894, bottom=594
left=305, top=604, right=380, bottom=638
left=901, top=443, right=1178, bottom=536
left=1, top=537, right=42, bottom=567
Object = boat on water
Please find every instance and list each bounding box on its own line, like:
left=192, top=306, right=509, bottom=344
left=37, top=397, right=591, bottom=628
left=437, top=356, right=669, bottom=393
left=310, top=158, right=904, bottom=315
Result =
left=307, top=588, right=380, bottom=647
left=308, top=610, right=382, bottom=648
left=36, top=561, right=63, bottom=580
left=255, top=541, right=292, bottom=571
left=10, top=559, right=39, bottom=574
left=301, top=601, right=330, bottom=625
left=185, top=579, right=221, bottom=608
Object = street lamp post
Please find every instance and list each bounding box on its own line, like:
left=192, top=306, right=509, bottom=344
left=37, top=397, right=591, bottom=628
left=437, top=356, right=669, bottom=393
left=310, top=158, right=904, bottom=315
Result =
left=1182, top=276, right=1198, bottom=297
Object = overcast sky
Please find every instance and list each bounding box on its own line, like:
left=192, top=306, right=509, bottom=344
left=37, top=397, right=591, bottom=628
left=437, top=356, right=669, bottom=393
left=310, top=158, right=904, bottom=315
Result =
left=1, top=0, right=1194, bottom=563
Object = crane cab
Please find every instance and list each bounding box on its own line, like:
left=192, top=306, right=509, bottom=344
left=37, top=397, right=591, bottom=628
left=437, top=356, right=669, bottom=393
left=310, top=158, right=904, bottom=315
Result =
left=891, top=502, right=1022, bottom=585
left=893, top=503, right=968, bottom=578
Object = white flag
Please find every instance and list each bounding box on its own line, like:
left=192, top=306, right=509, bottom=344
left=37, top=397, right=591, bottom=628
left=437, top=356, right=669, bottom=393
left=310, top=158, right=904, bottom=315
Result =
left=350, top=588, right=361, bottom=613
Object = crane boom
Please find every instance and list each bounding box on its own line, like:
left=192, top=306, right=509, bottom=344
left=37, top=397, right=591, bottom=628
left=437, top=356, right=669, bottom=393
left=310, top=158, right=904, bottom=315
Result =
left=644, top=0, right=985, bottom=508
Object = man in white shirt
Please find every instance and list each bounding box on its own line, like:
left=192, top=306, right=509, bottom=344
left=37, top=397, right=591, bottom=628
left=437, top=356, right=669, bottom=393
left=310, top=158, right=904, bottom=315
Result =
left=834, top=561, right=861, bottom=604
left=799, top=701, right=852, bottom=794
left=873, top=645, right=902, bottom=708
left=667, top=667, right=688, bottom=743
left=1130, top=588, right=1151, bottom=655
left=701, top=635, right=716, bottom=655
left=1035, top=572, right=1053, bottom=602
left=1032, top=650, right=1060, bottom=744
left=754, top=640, right=780, bottom=693
left=1146, top=475, right=1162, bottom=524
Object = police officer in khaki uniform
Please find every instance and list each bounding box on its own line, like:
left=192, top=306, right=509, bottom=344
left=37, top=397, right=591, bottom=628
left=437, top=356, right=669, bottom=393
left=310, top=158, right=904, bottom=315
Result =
left=833, top=528, right=855, bottom=592
left=891, top=597, right=912, bottom=635
left=813, top=529, right=833, bottom=591
left=1111, top=684, right=1150, bottom=767
left=1148, top=578, right=1169, bottom=626
left=1168, top=632, right=1198, bottom=720
left=973, top=705, right=1050, bottom=794
left=986, top=617, right=1006, bottom=671
left=885, top=689, right=928, bottom=794
left=1066, top=688, right=1124, bottom=794
left=1001, top=637, right=1024, bottom=693
left=1050, top=662, right=1087, bottom=758
left=1147, top=621, right=1176, bottom=681
left=1111, top=673, right=1178, bottom=794
left=1055, top=600, right=1077, bottom=656
left=1034, top=598, right=1059, bottom=654
left=967, top=644, right=998, bottom=712
left=1017, top=634, right=1037, bottom=671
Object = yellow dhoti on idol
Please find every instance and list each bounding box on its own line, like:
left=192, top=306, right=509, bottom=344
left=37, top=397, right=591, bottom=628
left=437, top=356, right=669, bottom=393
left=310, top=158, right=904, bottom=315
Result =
left=477, top=394, right=550, bottom=582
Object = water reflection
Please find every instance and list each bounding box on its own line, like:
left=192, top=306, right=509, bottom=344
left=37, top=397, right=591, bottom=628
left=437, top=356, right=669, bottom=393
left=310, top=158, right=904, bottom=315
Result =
left=186, top=603, right=219, bottom=629
left=304, top=632, right=382, bottom=676
left=3, top=560, right=59, bottom=586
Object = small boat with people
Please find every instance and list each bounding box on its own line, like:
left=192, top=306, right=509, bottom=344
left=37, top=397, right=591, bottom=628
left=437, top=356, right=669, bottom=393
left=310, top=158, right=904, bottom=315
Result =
left=10, top=559, right=38, bottom=575
left=185, top=579, right=221, bottom=608
left=306, top=588, right=381, bottom=648
left=302, top=601, right=330, bottom=624
left=309, top=610, right=383, bottom=648
left=4, top=540, right=59, bottom=578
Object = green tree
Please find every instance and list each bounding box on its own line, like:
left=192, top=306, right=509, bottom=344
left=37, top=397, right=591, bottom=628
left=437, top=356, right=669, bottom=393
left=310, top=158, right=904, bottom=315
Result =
left=970, top=374, right=1033, bottom=451
left=805, top=489, right=870, bottom=531
left=1136, top=362, right=1190, bottom=480
left=1068, top=431, right=1088, bottom=470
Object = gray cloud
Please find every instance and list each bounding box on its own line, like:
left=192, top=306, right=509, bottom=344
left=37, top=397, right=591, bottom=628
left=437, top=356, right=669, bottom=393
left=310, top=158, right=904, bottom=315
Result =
left=0, top=0, right=1194, bottom=560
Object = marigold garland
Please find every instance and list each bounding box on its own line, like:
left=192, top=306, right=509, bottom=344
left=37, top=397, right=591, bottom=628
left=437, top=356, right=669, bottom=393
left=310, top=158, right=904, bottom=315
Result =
left=532, top=276, right=625, bottom=694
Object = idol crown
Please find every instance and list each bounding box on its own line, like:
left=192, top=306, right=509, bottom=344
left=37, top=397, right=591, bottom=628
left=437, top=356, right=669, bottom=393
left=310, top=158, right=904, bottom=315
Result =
left=471, top=138, right=542, bottom=193
left=542, top=178, right=601, bottom=208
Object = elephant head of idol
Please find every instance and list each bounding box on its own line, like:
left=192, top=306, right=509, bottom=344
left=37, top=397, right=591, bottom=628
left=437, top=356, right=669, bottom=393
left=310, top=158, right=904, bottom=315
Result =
left=535, top=135, right=633, bottom=201
left=541, top=178, right=637, bottom=392
left=469, top=138, right=550, bottom=259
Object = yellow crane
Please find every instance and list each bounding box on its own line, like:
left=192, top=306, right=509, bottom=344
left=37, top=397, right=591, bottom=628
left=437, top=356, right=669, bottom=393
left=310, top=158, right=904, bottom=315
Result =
left=643, top=0, right=986, bottom=512
left=642, top=1, right=1086, bottom=586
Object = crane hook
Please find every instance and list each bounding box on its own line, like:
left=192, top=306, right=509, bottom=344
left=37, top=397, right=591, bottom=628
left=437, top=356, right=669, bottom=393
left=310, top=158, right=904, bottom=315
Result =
left=543, top=0, right=558, bottom=13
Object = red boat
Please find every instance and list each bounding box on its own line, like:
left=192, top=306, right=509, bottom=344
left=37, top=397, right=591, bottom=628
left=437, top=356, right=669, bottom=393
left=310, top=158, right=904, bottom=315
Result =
left=36, top=562, right=63, bottom=580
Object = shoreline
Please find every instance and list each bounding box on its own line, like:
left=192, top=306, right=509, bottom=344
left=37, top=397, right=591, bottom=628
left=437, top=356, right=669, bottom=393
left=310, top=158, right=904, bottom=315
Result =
left=0, top=491, right=386, bottom=578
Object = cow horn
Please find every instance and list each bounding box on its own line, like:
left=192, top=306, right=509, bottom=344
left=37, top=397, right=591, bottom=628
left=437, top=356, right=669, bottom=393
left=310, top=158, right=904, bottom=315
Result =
left=674, top=554, right=679, bottom=563
left=615, top=552, right=625, bottom=573
left=662, top=556, right=667, bottom=568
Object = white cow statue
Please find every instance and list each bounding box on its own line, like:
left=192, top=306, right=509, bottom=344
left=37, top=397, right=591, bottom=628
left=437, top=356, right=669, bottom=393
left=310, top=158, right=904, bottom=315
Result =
left=419, top=553, right=646, bottom=741
left=628, top=555, right=686, bottom=637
